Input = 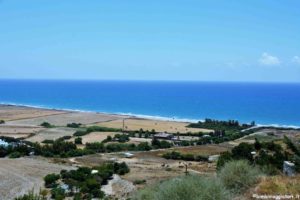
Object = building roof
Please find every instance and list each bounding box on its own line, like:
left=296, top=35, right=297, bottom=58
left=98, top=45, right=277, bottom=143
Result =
left=154, top=132, right=173, bottom=138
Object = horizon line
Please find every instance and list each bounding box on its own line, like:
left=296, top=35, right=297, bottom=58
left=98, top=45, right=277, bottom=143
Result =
left=0, top=78, right=300, bottom=84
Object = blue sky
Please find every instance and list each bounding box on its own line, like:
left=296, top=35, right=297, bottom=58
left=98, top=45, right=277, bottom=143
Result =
left=0, top=0, right=300, bottom=82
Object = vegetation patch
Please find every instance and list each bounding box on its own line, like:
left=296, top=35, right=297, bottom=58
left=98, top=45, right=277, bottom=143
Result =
left=44, top=162, right=129, bottom=199
left=162, top=151, right=208, bottom=161
left=40, top=122, right=54, bottom=128
left=133, top=175, right=231, bottom=200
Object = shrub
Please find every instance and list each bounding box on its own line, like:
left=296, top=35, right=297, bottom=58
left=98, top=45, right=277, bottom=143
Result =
left=9, top=151, right=21, bottom=158
left=0, top=120, right=5, bottom=124
left=67, top=123, right=82, bottom=128
left=51, top=187, right=65, bottom=200
left=74, top=137, right=82, bottom=144
left=218, top=160, right=261, bottom=193
left=85, top=142, right=105, bottom=153
left=41, top=139, right=54, bottom=144
left=73, top=130, right=88, bottom=137
left=40, top=122, right=53, bottom=128
left=133, top=179, right=146, bottom=185
left=216, top=151, right=232, bottom=170
left=231, top=142, right=254, bottom=162
left=114, top=162, right=130, bottom=175
left=136, top=142, right=152, bottom=151
left=44, top=174, right=60, bottom=188
left=132, top=175, right=231, bottom=200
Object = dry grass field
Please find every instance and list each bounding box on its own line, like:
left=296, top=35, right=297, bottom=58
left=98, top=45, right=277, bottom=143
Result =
left=159, top=144, right=230, bottom=156
left=253, top=175, right=300, bottom=196
left=94, top=118, right=212, bottom=133
left=0, top=157, right=75, bottom=200
left=7, top=112, right=126, bottom=126
left=25, top=127, right=76, bottom=143
left=0, top=125, right=44, bottom=139
left=0, top=105, right=66, bottom=121
left=79, top=132, right=120, bottom=144
left=127, top=137, right=153, bottom=145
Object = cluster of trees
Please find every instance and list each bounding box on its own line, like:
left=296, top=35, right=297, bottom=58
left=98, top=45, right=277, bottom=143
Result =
left=32, top=139, right=89, bottom=158
left=151, top=138, right=173, bottom=149
left=41, top=136, right=72, bottom=144
left=187, top=119, right=253, bottom=132
left=85, top=141, right=152, bottom=153
left=73, top=126, right=122, bottom=137
left=126, top=128, right=156, bottom=138
left=102, top=134, right=130, bottom=143
left=44, top=162, right=129, bottom=200
left=162, top=151, right=208, bottom=161
left=1, top=135, right=174, bottom=159
left=193, top=128, right=258, bottom=146
left=217, top=137, right=300, bottom=174
left=0, top=137, right=32, bottom=158
left=66, top=123, right=82, bottom=128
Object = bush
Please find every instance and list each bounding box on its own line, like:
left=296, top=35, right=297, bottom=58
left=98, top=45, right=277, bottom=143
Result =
left=44, top=174, right=60, bottom=188
left=51, top=187, right=65, bottom=200
left=40, top=122, right=53, bottom=128
left=9, top=151, right=21, bottom=158
left=133, top=175, right=231, bottom=200
left=85, top=142, right=105, bottom=153
left=74, top=137, right=82, bottom=144
left=114, top=162, right=130, bottom=175
left=67, top=123, right=82, bottom=128
left=41, top=139, right=54, bottom=144
left=133, top=179, right=146, bottom=185
left=218, top=160, right=261, bottom=193
left=0, top=120, right=5, bottom=124
left=231, top=142, right=254, bottom=162
left=216, top=151, right=232, bottom=170
left=73, top=130, right=88, bottom=137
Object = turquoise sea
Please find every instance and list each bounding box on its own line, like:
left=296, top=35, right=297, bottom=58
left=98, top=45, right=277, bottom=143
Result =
left=0, top=80, right=299, bottom=127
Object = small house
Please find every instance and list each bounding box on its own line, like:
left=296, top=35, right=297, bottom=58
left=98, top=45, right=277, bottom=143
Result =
left=283, top=161, right=295, bottom=177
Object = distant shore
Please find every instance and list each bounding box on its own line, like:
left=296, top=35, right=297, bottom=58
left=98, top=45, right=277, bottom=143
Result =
left=0, top=103, right=199, bottom=123
left=1, top=103, right=299, bottom=129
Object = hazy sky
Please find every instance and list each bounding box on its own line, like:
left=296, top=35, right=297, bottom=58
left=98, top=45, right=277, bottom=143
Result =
left=1, top=0, right=300, bottom=82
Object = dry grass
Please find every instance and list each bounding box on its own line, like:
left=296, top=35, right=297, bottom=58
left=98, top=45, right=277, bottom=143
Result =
left=0, top=157, right=75, bottom=200
left=79, top=132, right=120, bottom=144
left=25, top=127, right=76, bottom=143
left=255, top=175, right=300, bottom=195
left=127, top=137, right=153, bottom=145
left=0, top=125, right=43, bottom=139
left=165, top=144, right=230, bottom=156
left=7, top=112, right=125, bottom=126
left=94, top=118, right=212, bottom=134
left=0, top=105, right=66, bottom=121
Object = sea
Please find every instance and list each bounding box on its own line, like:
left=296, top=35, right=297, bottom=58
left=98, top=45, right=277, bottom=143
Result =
left=0, top=80, right=300, bottom=127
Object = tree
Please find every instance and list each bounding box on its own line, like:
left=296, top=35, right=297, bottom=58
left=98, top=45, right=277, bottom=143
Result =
left=254, top=138, right=261, bottom=150
left=40, top=122, right=53, bottom=128
left=231, top=143, right=254, bottom=162
left=75, top=137, right=82, bottom=144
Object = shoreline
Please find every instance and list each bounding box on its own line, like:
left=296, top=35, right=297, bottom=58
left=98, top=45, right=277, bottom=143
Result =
left=1, top=102, right=300, bottom=129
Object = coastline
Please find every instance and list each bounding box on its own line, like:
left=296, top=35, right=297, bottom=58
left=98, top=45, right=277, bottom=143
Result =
left=1, top=102, right=299, bottom=129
